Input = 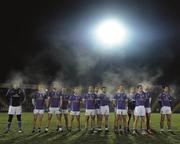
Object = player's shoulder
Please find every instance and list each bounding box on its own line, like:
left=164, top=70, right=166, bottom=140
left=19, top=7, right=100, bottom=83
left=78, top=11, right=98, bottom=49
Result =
left=7, top=88, right=13, bottom=92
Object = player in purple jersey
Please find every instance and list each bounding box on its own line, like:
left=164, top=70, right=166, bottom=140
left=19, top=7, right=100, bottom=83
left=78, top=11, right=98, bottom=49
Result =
left=113, top=85, right=128, bottom=134
left=60, top=87, right=69, bottom=131
left=5, top=80, right=26, bottom=133
left=32, top=84, right=48, bottom=133
left=99, top=86, right=110, bottom=133
left=68, top=87, right=82, bottom=131
left=83, top=86, right=96, bottom=132
left=158, top=85, right=174, bottom=134
left=127, top=87, right=135, bottom=133
left=143, top=85, right=152, bottom=134
left=45, top=81, right=61, bottom=133
left=132, top=85, right=146, bottom=135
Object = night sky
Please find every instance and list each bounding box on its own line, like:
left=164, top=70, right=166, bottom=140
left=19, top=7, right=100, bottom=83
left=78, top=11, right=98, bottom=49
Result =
left=1, top=0, right=180, bottom=85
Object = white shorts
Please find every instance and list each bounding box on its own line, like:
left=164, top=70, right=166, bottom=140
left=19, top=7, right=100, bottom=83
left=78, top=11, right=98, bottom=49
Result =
left=100, top=105, right=109, bottom=115
left=145, top=107, right=151, bottom=114
left=134, top=106, right=145, bottom=116
left=160, top=106, right=172, bottom=115
left=70, top=111, right=80, bottom=116
left=8, top=106, right=22, bottom=115
left=95, top=109, right=100, bottom=115
left=85, top=109, right=95, bottom=116
left=116, top=109, right=127, bottom=115
left=48, top=107, right=61, bottom=114
left=34, top=109, right=44, bottom=114
left=61, top=109, right=69, bottom=114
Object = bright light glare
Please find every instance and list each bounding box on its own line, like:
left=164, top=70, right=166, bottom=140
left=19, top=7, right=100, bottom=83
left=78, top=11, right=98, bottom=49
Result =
left=95, top=19, right=128, bottom=47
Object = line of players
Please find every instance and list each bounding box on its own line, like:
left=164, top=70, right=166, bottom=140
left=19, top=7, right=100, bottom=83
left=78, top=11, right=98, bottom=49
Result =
left=5, top=81, right=174, bottom=135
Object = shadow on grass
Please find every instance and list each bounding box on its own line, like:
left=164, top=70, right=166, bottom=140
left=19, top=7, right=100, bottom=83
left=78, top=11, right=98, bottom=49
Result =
left=1, top=131, right=180, bottom=144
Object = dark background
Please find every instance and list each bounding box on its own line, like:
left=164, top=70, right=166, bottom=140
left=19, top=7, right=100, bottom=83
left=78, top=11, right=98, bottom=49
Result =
left=0, top=0, right=180, bottom=85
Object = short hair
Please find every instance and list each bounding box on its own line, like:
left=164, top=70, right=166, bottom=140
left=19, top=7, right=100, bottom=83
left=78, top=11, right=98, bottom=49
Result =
left=137, top=84, right=142, bottom=89
left=162, top=85, right=169, bottom=89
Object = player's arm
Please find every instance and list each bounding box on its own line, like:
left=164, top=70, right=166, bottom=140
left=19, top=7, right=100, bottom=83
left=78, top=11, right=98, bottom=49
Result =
left=169, top=94, right=173, bottom=107
left=149, top=94, right=152, bottom=105
left=82, top=94, right=85, bottom=104
left=112, top=94, right=116, bottom=107
left=32, top=96, right=35, bottom=107
left=60, top=95, right=62, bottom=108
left=20, top=89, right=26, bottom=104
left=31, top=92, right=36, bottom=108
left=68, top=96, right=72, bottom=105
left=6, top=89, right=11, bottom=104
left=125, top=95, right=128, bottom=109
left=158, top=94, right=162, bottom=108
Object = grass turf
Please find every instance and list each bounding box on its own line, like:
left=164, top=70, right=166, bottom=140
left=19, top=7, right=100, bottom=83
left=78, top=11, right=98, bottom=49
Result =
left=0, top=112, right=180, bottom=144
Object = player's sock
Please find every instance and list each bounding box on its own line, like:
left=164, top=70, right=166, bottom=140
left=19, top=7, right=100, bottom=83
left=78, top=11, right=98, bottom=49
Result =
left=5, top=115, right=13, bottom=132
left=77, top=125, right=81, bottom=131
left=5, top=122, right=11, bottom=133
left=38, top=128, right=41, bottom=133
left=17, top=121, right=22, bottom=130
left=7, top=122, right=11, bottom=130
left=160, top=122, right=164, bottom=130
left=124, top=127, right=128, bottom=134
left=119, top=125, right=121, bottom=130
left=32, top=127, right=36, bottom=133
left=114, top=126, right=118, bottom=131
left=68, top=127, right=72, bottom=132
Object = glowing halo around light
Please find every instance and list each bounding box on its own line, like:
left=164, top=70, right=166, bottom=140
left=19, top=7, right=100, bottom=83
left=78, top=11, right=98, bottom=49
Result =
left=95, top=19, right=128, bottom=47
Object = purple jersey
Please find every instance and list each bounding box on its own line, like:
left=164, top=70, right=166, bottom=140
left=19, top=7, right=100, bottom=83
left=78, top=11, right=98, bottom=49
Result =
left=113, top=92, right=127, bottom=109
left=83, top=93, right=96, bottom=109
left=144, top=91, right=151, bottom=108
left=69, top=94, right=82, bottom=111
left=61, top=93, right=69, bottom=110
left=48, top=90, right=61, bottom=107
left=132, top=92, right=146, bottom=106
left=158, top=92, right=172, bottom=107
left=99, top=93, right=110, bottom=106
left=32, top=91, right=47, bottom=109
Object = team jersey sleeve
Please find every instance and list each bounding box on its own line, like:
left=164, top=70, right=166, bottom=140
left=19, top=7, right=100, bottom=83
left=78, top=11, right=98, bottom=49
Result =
left=158, top=93, right=162, bottom=107
left=169, top=94, right=173, bottom=106
left=69, top=95, right=73, bottom=102
left=149, top=93, right=152, bottom=104
left=132, top=94, right=136, bottom=101
left=112, top=94, right=116, bottom=101
left=124, top=94, right=127, bottom=101
left=169, top=94, right=173, bottom=101
left=20, top=89, right=26, bottom=103
left=6, top=89, right=12, bottom=103
left=158, top=93, right=162, bottom=101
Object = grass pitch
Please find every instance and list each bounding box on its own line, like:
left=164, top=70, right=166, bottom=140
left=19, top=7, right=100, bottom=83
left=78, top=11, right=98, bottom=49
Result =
left=0, top=112, right=180, bottom=144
